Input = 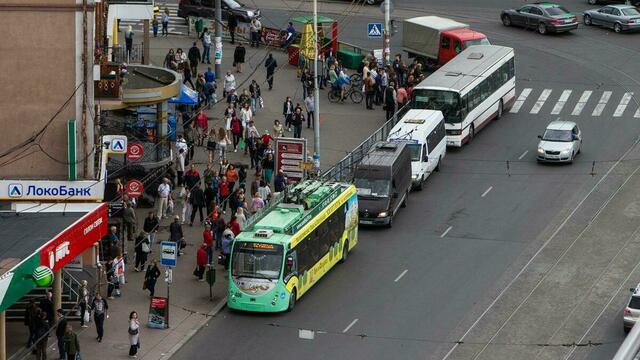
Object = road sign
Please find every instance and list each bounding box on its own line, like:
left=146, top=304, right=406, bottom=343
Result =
left=160, top=241, right=177, bottom=267
left=110, top=136, right=127, bottom=154
left=368, top=23, right=383, bottom=38
left=127, top=143, right=144, bottom=161
left=125, top=179, right=144, bottom=198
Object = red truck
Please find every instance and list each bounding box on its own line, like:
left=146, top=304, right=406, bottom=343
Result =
left=403, top=16, right=489, bottom=68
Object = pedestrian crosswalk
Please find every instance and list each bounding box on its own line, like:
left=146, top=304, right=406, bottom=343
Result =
left=509, top=87, right=640, bottom=118
left=118, top=4, right=187, bottom=35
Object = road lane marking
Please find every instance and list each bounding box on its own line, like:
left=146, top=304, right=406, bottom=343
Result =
left=510, top=88, right=531, bottom=113
left=635, top=107, right=640, bottom=118
left=551, top=90, right=572, bottom=115
left=441, top=133, right=640, bottom=360
left=481, top=186, right=493, bottom=198
left=571, top=90, right=592, bottom=116
left=394, top=269, right=408, bottom=282
left=591, top=91, right=612, bottom=116
left=342, top=319, right=358, bottom=333
left=440, top=226, right=452, bottom=238
left=530, top=89, right=552, bottom=114
left=518, top=150, right=528, bottom=160
left=614, top=92, right=634, bottom=117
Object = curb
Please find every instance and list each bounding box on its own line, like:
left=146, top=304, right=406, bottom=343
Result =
left=158, top=298, right=228, bottom=360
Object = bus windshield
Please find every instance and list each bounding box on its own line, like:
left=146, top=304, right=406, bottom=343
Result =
left=412, top=89, right=462, bottom=123
left=354, top=178, right=390, bottom=198
left=407, top=144, right=421, bottom=161
left=232, top=242, right=284, bottom=280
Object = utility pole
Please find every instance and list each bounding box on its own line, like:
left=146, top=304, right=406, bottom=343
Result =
left=214, top=0, right=223, bottom=79
left=313, top=0, right=320, bottom=170
left=383, top=0, right=391, bottom=66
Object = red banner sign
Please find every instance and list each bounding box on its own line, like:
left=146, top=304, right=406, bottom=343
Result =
left=275, top=138, right=307, bottom=183
left=127, top=143, right=145, bottom=161
left=40, top=203, right=108, bottom=272
left=125, top=179, right=144, bottom=199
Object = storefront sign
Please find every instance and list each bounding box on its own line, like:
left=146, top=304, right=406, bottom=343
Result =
left=39, top=203, right=108, bottom=272
left=147, top=296, right=168, bottom=329
left=32, top=266, right=54, bottom=287
left=0, top=180, right=105, bottom=201
left=275, top=138, right=307, bottom=183
left=127, top=143, right=145, bottom=161
left=125, top=179, right=144, bottom=198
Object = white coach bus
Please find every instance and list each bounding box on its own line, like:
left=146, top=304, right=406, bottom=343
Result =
left=411, top=45, right=515, bottom=147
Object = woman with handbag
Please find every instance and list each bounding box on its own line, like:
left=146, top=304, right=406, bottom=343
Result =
left=128, top=311, right=140, bottom=358
left=206, top=128, right=217, bottom=164
left=134, top=231, right=150, bottom=272
left=144, top=260, right=161, bottom=297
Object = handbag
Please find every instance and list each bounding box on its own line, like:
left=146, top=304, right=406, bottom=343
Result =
left=259, top=96, right=264, bottom=108
left=142, top=280, right=148, bottom=290
left=128, top=327, right=139, bottom=335
left=83, top=310, right=90, bottom=324
left=239, top=138, right=246, bottom=150
left=142, top=242, right=151, bottom=253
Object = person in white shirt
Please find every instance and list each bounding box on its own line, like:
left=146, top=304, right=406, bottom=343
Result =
left=176, top=134, right=188, bottom=153
left=223, top=71, right=236, bottom=97
left=176, top=148, right=186, bottom=187
left=239, top=103, right=253, bottom=129
left=258, top=181, right=271, bottom=205
left=157, top=178, right=172, bottom=219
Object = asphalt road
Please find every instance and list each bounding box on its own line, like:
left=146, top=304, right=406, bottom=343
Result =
left=172, top=0, right=640, bottom=359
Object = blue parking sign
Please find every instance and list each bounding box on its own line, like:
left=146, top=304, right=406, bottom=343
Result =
left=160, top=241, right=178, bottom=267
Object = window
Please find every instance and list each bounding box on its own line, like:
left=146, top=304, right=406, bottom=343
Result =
left=599, top=7, right=612, bottom=14
left=611, top=8, right=621, bottom=16
left=426, top=121, right=446, bottom=154
left=622, top=8, right=640, bottom=16
left=530, top=7, right=544, bottom=16
left=518, top=6, right=531, bottom=13
left=544, top=6, right=570, bottom=16
left=454, top=40, right=462, bottom=54
left=293, top=204, right=345, bottom=274
left=441, top=37, right=451, bottom=49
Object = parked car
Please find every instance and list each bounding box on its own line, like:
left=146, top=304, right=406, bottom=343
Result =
left=587, top=0, right=640, bottom=6
left=536, top=121, right=582, bottom=163
left=584, top=5, right=640, bottom=32
left=178, top=0, right=260, bottom=23
left=624, top=285, right=640, bottom=333
left=501, top=2, right=579, bottom=34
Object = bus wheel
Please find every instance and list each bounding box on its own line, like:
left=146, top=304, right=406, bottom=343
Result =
left=340, top=241, right=349, bottom=263
left=497, top=100, right=503, bottom=120
left=287, top=289, right=297, bottom=312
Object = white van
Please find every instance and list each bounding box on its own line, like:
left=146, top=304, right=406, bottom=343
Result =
left=387, top=109, right=446, bottom=190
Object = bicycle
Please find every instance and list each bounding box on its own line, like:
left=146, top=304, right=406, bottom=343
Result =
left=328, top=83, right=363, bottom=104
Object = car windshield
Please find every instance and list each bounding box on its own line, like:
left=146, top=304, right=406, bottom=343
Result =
left=354, top=178, right=391, bottom=198
left=225, top=0, right=243, bottom=9
left=545, top=6, right=571, bottom=16
left=542, top=129, right=572, bottom=142
left=464, top=38, right=491, bottom=47
left=630, top=296, right=640, bottom=310
left=412, top=89, right=462, bottom=123
left=231, top=242, right=283, bottom=280
left=622, top=8, right=640, bottom=16
left=407, top=144, right=421, bottom=161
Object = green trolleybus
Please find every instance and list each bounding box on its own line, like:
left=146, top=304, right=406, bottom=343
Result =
left=227, top=180, right=359, bottom=312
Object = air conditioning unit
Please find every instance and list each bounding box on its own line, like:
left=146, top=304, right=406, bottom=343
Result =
left=254, top=229, right=274, bottom=238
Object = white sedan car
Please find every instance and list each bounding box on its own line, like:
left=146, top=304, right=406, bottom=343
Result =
left=536, top=121, right=582, bottom=163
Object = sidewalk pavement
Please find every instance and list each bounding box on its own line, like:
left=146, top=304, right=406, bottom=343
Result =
left=15, top=31, right=388, bottom=360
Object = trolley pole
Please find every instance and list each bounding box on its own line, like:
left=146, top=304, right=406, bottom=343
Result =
left=313, top=0, right=321, bottom=170
left=383, top=0, right=391, bottom=66
left=214, top=0, right=223, bottom=79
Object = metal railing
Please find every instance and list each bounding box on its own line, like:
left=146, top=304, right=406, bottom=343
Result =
left=110, top=44, right=144, bottom=64
left=321, top=104, right=411, bottom=182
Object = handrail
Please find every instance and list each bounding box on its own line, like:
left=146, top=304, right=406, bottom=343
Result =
left=613, top=323, right=640, bottom=360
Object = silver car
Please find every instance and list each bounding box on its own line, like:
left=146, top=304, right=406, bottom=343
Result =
left=624, top=285, right=640, bottom=333
left=584, top=5, right=640, bottom=32
left=537, top=121, right=582, bottom=163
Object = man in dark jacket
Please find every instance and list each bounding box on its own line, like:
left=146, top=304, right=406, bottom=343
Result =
left=39, top=291, right=55, bottom=331
left=143, top=211, right=159, bottom=246
left=122, top=200, right=136, bottom=242
left=190, top=183, right=206, bottom=226
left=282, top=97, right=293, bottom=131
left=24, top=300, right=39, bottom=348
left=233, top=43, right=246, bottom=73
left=56, top=309, right=68, bottom=360
left=204, top=182, right=217, bottom=215
left=291, top=107, right=304, bottom=139
left=184, top=164, right=201, bottom=190
left=169, top=216, right=184, bottom=255
left=90, top=293, right=108, bottom=342
left=188, top=42, right=201, bottom=78
left=227, top=10, right=238, bottom=44
left=265, top=53, right=277, bottom=90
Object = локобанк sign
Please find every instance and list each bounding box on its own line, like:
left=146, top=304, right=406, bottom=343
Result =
left=0, top=180, right=104, bottom=201
left=39, top=203, right=109, bottom=272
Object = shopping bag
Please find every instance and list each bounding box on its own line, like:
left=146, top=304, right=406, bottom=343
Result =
left=83, top=310, right=90, bottom=324
left=142, top=280, right=148, bottom=290
left=259, top=96, right=264, bottom=108
left=239, top=138, right=246, bottom=150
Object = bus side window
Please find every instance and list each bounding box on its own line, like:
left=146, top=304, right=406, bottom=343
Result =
left=423, top=143, right=428, bottom=160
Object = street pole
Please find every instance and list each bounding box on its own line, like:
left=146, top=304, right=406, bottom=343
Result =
left=53, top=271, right=62, bottom=322
left=313, top=0, right=320, bottom=170
left=214, top=0, right=223, bottom=79
left=143, top=19, right=150, bottom=65
left=383, top=0, right=391, bottom=66
left=165, top=267, right=171, bottom=328
left=0, top=311, right=5, bottom=360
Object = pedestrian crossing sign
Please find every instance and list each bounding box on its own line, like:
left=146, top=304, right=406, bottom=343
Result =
left=368, top=23, right=383, bottom=38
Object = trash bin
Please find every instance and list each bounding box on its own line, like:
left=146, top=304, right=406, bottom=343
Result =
left=337, top=49, right=364, bottom=70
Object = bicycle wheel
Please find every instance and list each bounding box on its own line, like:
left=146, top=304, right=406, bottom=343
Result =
left=328, top=89, right=340, bottom=103
left=350, top=90, right=364, bottom=104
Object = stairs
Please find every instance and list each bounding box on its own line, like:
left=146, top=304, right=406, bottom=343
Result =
left=6, top=270, right=84, bottom=322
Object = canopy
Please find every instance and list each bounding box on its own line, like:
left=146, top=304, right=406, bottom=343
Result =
left=291, top=15, right=335, bottom=24
left=169, top=84, right=198, bottom=105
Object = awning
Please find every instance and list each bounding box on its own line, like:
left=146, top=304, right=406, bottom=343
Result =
left=169, top=84, right=199, bottom=105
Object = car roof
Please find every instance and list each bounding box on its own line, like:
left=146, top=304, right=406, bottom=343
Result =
left=547, top=120, right=576, bottom=130
left=604, top=4, right=636, bottom=9
left=535, top=2, right=562, bottom=7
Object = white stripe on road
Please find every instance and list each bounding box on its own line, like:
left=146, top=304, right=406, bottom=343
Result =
left=614, top=92, right=634, bottom=117
left=342, top=319, right=358, bottom=333
left=394, top=270, right=408, bottom=282
left=571, top=90, right=592, bottom=116
left=551, top=90, right=572, bottom=115
left=530, top=89, right=552, bottom=114
left=518, top=150, right=529, bottom=160
left=509, top=88, right=531, bottom=113
left=635, top=107, right=640, bottom=118
left=592, top=91, right=612, bottom=116
left=481, top=186, right=493, bottom=198
left=440, top=226, right=452, bottom=238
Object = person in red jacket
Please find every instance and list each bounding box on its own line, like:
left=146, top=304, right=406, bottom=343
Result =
left=195, top=111, right=209, bottom=146
left=195, top=244, right=208, bottom=281
left=219, top=176, right=230, bottom=213
left=203, top=224, right=214, bottom=264
left=228, top=215, right=241, bottom=237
